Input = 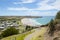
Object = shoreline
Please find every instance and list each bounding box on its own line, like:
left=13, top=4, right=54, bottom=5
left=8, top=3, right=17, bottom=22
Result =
left=21, top=18, right=42, bottom=27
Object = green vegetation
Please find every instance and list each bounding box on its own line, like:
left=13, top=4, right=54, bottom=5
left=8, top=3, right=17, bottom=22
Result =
left=1, top=27, right=19, bottom=38
left=1, top=11, right=60, bottom=40
left=1, top=30, right=34, bottom=40
left=48, top=19, right=55, bottom=36
left=31, top=27, right=47, bottom=40
left=0, top=16, right=36, bottom=40
left=55, top=11, right=60, bottom=24
left=55, top=11, right=60, bottom=19
left=25, top=25, right=34, bottom=31
left=48, top=11, right=60, bottom=36
left=0, top=35, right=2, bottom=40
left=32, top=11, right=60, bottom=40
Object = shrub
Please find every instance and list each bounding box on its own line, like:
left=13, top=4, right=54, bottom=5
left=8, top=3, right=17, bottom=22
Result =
left=25, top=25, right=33, bottom=31
left=1, top=27, right=19, bottom=37
left=53, top=37, right=60, bottom=40
left=0, top=34, right=2, bottom=39
left=55, top=11, right=60, bottom=19
left=48, top=19, right=55, bottom=36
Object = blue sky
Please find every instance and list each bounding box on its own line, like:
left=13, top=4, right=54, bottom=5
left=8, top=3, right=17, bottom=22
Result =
left=0, top=0, right=60, bottom=16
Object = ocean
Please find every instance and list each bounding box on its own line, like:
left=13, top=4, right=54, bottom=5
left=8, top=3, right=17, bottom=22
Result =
left=33, top=16, right=55, bottom=25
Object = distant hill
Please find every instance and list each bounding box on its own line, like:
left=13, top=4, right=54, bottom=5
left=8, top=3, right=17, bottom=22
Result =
left=0, top=16, right=42, bottom=19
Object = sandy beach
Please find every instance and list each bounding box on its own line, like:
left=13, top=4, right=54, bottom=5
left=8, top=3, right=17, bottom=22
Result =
left=21, top=18, right=42, bottom=27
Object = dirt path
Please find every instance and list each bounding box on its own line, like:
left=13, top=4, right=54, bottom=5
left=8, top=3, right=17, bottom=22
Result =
left=24, top=27, right=47, bottom=40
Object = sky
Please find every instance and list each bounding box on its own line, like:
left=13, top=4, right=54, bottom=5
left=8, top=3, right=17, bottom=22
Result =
left=0, top=0, right=60, bottom=16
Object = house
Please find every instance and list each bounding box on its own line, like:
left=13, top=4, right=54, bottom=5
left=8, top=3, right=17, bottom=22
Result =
left=0, top=27, right=4, bottom=30
left=0, top=21, right=20, bottom=30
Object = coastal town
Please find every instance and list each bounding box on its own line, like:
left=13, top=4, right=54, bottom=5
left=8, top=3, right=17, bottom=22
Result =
left=0, top=16, right=41, bottom=31
left=0, top=0, right=60, bottom=40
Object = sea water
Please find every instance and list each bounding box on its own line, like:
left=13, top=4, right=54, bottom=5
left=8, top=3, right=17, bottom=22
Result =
left=33, top=16, right=55, bottom=25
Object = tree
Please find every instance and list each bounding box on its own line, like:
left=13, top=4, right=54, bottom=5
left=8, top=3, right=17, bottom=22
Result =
left=25, top=25, right=33, bottom=31
left=0, top=35, right=2, bottom=40
left=55, top=11, right=60, bottom=19
left=26, top=25, right=30, bottom=31
left=1, top=27, right=19, bottom=37
left=55, top=11, right=60, bottom=23
left=48, top=19, right=55, bottom=36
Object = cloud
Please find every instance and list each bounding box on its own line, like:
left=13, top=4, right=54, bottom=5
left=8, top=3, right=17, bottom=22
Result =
left=21, top=0, right=36, bottom=3
left=13, top=0, right=60, bottom=10
left=7, top=7, right=57, bottom=16
left=7, top=7, right=31, bottom=10
left=13, top=2, right=22, bottom=4
left=36, top=0, right=60, bottom=10
left=51, top=0, right=60, bottom=10
left=21, top=10, right=57, bottom=16
left=24, top=10, right=40, bottom=16
left=35, top=5, right=55, bottom=10
left=7, top=1, right=58, bottom=16
left=13, top=0, right=36, bottom=4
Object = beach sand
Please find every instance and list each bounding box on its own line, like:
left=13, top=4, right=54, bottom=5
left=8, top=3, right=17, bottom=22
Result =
left=21, top=18, right=42, bottom=27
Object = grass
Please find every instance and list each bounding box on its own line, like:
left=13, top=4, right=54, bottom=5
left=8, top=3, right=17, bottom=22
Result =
left=1, top=29, right=35, bottom=40
left=31, top=27, right=47, bottom=40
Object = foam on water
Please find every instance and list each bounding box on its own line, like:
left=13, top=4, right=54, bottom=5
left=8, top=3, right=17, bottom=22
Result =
left=21, top=16, right=55, bottom=26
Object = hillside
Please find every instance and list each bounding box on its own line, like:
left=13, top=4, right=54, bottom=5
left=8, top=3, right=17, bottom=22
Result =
left=44, top=11, right=60, bottom=40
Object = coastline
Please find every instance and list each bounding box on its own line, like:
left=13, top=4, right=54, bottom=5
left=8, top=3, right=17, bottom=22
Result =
left=21, top=18, right=42, bottom=27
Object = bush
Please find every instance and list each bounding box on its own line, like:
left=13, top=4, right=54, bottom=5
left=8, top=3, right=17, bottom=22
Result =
left=55, top=11, right=60, bottom=23
left=25, top=25, right=33, bottom=31
left=53, top=37, right=60, bottom=40
left=1, top=27, right=19, bottom=37
left=48, top=19, right=55, bottom=36
left=55, top=11, right=60, bottom=19
left=0, top=34, right=2, bottom=39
